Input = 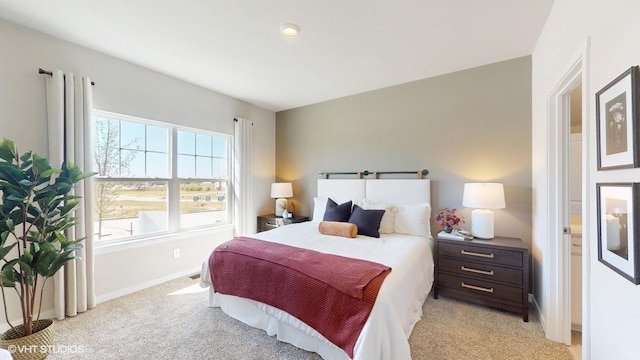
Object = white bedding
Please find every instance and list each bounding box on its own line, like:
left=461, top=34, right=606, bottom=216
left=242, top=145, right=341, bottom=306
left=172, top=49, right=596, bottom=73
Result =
left=200, top=221, right=434, bottom=360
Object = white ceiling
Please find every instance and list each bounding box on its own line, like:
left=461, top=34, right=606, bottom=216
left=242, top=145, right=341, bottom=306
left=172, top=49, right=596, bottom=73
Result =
left=0, top=0, right=554, bottom=112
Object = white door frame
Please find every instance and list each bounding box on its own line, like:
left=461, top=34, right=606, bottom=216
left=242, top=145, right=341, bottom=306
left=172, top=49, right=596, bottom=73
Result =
left=545, top=37, right=590, bottom=357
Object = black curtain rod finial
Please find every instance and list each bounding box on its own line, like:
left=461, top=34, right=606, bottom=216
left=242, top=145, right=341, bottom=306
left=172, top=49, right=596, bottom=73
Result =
left=38, top=68, right=52, bottom=76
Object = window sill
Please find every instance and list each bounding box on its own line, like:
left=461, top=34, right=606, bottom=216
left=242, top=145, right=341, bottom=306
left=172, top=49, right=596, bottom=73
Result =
left=95, top=224, right=235, bottom=255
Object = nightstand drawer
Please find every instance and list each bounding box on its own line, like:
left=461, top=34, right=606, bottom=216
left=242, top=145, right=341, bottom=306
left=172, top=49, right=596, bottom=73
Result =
left=438, top=242, right=523, bottom=268
left=438, top=273, right=523, bottom=303
left=257, top=214, right=310, bottom=233
left=437, top=258, right=523, bottom=286
left=257, top=217, right=281, bottom=232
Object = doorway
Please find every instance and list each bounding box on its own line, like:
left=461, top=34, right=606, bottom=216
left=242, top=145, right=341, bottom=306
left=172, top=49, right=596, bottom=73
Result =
left=544, top=38, right=590, bottom=359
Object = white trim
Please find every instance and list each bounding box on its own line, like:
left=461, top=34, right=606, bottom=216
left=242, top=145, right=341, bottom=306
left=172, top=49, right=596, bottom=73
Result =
left=580, top=37, right=591, bottom=360
left=95, top=266, right=201, bottom=304
left=96, top=224, right=234, bottom=255
left=544, top=38, right=590, bottom=351
left=531, top=293, right=545, bottom=330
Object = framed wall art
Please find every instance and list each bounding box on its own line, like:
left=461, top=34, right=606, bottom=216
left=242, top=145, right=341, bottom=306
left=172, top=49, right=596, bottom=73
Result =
left=596, top=66, right=640, bottom=170
left=596, top=183, right=640, bottom=284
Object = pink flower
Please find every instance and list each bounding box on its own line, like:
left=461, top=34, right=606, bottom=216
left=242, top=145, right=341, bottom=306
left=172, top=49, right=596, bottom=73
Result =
left=435, top=208, right=465, bottom=229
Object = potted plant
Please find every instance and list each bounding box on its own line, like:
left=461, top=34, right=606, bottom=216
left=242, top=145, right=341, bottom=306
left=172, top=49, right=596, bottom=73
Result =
left=0, top=138, right=94, bottom=359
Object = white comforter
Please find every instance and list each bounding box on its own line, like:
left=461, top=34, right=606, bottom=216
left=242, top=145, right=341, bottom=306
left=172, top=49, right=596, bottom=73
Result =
left=200, top=222, right=434, bottom=360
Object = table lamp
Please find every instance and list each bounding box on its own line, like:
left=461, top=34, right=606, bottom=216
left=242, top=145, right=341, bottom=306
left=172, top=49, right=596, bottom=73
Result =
left=462, top=183, right=505, bottom=239
left=271, top=182, right=293, bottom=217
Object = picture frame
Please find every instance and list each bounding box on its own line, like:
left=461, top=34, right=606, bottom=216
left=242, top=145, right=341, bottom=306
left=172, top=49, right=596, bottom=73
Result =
left=596, top=183, right=640, bottom=284
left=596, top=66, right=640, bottom=170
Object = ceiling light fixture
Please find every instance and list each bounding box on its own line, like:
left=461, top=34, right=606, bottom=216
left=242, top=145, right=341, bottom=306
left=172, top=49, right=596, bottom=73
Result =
left=280, top=23, right=300, bottom=38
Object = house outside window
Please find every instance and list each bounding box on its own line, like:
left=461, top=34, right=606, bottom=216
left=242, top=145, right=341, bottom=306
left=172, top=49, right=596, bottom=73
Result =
left=92, top=111, right=231, bottom=244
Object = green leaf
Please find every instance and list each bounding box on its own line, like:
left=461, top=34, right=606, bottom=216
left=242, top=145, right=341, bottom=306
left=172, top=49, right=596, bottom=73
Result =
left=5, top=219, right=14, bottom=232
left=53, top=182, right=72, bottom=195
left=35, top=251, right=57, bottom=276
left=0, top=267, right=16, bottom=287
left=0, top=139, right=17, bottom=163
left=19, top=151, right=31, bottom=162
left=46, top=252, right=77, bottom=277
left=0, top=243, right=17, bottom=260
left=32, top=153, right=52, bottom=174
left=21, top=248, right=32, bottom=264
left=17, top=260, right=32, bottom=274
left=74, top=171, right=97, bottom=182
left=19, top=159, right=32, bottom=171
left=39, top=168, right=59, bottom=178
left=0, top=231, right=9, bottom=246
left=5, top=194, right=25, bottom=202
left=58, top=201, right=79, bottom=217
left=0, top=163, right=27, bottom=185
left=2, top=259, right=19, bottom=270
left=18, top=179, right=33, bottom=187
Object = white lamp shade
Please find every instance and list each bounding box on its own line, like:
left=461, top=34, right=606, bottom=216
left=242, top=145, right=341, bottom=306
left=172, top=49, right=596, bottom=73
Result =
left=462, top=183, right=505, bottom=209
left=271, top=183, right=293, bottom=198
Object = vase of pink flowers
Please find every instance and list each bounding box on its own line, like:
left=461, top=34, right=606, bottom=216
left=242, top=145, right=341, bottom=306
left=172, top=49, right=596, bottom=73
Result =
left=435, top=208, right=465, bottom=233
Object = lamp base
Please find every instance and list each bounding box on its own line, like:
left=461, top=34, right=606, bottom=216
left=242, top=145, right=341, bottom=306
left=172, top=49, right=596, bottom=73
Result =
left=275, top=198, right=288, bottom=217
left=471, top=209, right=495, bottom=239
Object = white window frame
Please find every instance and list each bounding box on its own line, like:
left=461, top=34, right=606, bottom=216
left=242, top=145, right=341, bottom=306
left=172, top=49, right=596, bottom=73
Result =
left=92, top=110, right=233, bottom=246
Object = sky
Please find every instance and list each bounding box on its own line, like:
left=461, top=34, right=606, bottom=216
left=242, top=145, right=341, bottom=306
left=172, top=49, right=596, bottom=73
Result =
left=94, top=115, right=228, bottom=180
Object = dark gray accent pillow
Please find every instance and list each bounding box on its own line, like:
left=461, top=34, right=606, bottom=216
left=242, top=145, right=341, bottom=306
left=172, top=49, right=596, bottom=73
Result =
left=323, top=198, right=352, bottom=222
left=348, top=204, right=385, bottom=238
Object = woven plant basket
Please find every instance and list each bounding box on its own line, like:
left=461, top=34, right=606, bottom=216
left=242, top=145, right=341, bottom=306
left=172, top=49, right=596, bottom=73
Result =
left=0, top=319, right=54, bottom=360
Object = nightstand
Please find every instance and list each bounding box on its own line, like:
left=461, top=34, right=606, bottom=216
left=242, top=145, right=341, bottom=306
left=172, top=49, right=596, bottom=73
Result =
left=434, top=236, right=529, bottom=322
left=257, top=214, right=310, bottom=233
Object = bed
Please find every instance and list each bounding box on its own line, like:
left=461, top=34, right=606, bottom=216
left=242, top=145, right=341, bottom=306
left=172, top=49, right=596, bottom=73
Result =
left=200, top=179, right=434, bottom=360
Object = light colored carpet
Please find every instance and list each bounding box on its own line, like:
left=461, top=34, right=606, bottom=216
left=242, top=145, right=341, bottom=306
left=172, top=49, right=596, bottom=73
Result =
left=49, top=277, right=572, bottom=360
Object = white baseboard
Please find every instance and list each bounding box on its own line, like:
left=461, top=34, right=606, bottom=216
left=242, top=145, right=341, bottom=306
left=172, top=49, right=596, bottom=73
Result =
left=0, top=290, right=550, bottom=341
left=530, top=293, right=545, bottom=329
left=0, top=266, right=202, bottom=332
left=96, top=266, right=201, bottom=304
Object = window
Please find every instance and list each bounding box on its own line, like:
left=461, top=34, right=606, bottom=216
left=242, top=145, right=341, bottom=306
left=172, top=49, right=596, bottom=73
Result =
left=92, top=111, right=231, bottom=243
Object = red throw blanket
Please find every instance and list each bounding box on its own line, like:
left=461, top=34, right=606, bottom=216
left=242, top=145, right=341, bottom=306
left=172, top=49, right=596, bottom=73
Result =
left=209, top=236, right=391, bottom=358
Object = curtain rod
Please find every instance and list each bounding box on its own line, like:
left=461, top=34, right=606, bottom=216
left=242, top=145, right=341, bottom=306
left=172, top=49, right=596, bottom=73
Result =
left=319, top=169, right=429, bottom=179
left=38, top=68, right=95, bottom=86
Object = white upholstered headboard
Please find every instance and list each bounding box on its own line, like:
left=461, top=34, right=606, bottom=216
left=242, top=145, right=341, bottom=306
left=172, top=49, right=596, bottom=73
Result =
left=317, top=179, right=431, bottom=205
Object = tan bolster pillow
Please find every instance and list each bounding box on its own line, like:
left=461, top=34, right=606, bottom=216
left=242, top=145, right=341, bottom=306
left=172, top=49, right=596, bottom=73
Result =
left=319, top=221, right=358, bottom=238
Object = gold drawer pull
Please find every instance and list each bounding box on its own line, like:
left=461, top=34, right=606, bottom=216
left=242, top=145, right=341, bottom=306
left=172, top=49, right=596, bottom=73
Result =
left=461, top=282, right=494, bottom=293
left=265, top=223, right=279, bottom=228
left=461, top=249, right=494, bottom=258
left=461, top=265, right=494, bottom=276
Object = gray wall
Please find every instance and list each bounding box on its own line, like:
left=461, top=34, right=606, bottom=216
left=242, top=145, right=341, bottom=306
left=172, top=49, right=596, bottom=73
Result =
left=0, top=18, right=275, bottom=327
left=276, top=56, right=532, bottom=246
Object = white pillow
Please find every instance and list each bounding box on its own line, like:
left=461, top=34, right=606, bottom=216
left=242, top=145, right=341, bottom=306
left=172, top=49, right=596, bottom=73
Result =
left=394, top=203, right=432, bottom=237
left=362, top=198, right=395, bottom=234
left=312, top=197, right=328, bottom=222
